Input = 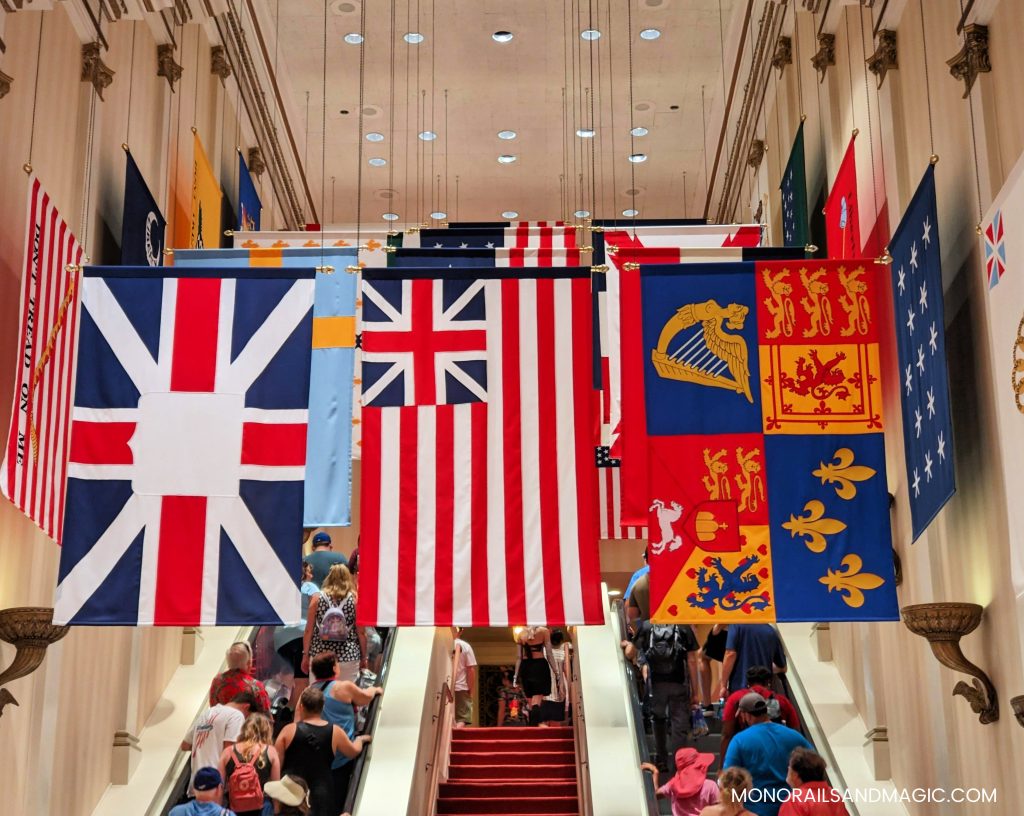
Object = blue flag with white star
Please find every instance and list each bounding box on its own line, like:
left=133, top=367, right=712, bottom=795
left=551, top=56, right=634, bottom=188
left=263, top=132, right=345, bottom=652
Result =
left=889, top=164, right=955, bottom=541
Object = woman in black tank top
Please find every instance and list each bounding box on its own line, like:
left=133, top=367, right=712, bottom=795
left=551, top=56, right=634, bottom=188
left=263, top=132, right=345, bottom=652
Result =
left=514, top=626, right=561, bottom=724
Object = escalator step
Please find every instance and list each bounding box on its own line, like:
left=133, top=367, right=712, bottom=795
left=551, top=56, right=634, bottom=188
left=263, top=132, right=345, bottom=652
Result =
left=439, top=781, right=578, bottom=799
left=451, top=738, right=574, bottom=753
left=452, top=727, right=574, bottom=741
left=448, top=764, right=577, bottom=781
left=450, top=751, right=575, bottom=766
left=437, top=796, right=579, bottom=815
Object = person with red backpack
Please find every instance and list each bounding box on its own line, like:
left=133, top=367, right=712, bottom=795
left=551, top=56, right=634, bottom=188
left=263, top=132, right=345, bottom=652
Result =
left=720, top=665, right=801, bottom=758
left=217, top=713, right=280, bottom=816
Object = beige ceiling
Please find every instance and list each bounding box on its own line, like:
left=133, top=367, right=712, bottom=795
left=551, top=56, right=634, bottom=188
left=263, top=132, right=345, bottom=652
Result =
left=258, top=0, right=736, bottom=228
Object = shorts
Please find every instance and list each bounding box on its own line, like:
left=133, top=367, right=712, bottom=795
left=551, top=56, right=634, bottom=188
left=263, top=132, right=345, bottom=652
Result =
left=454, top=690, right=473, bottom=724
left=277, top=637, right=308, bottom=679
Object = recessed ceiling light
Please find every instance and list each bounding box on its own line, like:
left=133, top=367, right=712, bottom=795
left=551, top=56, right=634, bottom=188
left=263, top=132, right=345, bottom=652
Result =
left=366, top=132, right=385, bottom=142
left=501, top=210, right=519, bottom=219
left=639, top=28, right=661, bottom=40
left=608, top=589, right=622, bottom=597
left=628, top=153, right=648, bottom=163
left=382, top=213, right=400, bottom=221
left=630, top=126, right=649, bottom=137
left=344, top=33, right=363, bottom=45
left=576, top=128, right=595, bottom=138
left=497, top=154, right=517, bottom=164
left=581, top=29, right=601, bottom=41
left=622, top=208, right=639, bottom=217
left=430, top=211, right=447, bottom=220
left=492, top=31, right=514, bottom=43
left=497, top=130, right=517, bottom=140
left=404, top=32, right=424, bottom=44
left=368, top=157, right=386, bottom=167
left=574, top=209, right=590, bottom=218
left=419, top=131, right=437, bottom=141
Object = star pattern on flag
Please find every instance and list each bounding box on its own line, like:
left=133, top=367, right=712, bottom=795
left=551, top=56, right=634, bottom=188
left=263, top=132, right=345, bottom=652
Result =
left=928, top=322, right=938, bottom=354
left=595, top=445, right=621, bottom=468
left=897, top=265, right=906, bottom=295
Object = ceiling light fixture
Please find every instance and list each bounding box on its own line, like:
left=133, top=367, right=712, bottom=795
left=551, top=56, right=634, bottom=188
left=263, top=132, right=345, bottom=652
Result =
left=497, top=154, right=517, bottom=164
left=501, top=210, right=519, bottom=219
left=368, top=157, right=386, bottom=167
left=497, top=130, right=517, bottom=140
left=608, top=589, right=623, bottom=597
left=581, top=29, right=601, bottom=41
left=576, top=128, right=595, bottom=138
left=404, top=32, right=424, bottom=44
left=344, top=33, right=363, bottom=45
left=630, top=126, right=649, bottom=137
left=622, top=208, right=639, bottom=217
left=639, top=28, right=661, bottom=40
left=492, top=31, right=514, bottom=43
left=382, top=213, right=400, bottom=221
left=628, top=153, right=648, bottom=163
left=366, top=132, right=385, bottom=142
left=419, top=130, right=437, bottom=141
left=574, top=209, right=590, bottom=218
left=430, top=211, right=447, bottom=220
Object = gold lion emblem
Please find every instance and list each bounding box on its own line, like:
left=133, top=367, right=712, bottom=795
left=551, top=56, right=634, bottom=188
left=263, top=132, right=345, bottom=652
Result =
left=652, top=300, right=752, bottom=402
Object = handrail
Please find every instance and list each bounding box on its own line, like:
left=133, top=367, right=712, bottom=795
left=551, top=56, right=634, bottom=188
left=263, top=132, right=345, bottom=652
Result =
left=611, top=600, right=661, bottom=816
left=424, top=680, right=454, bottom=816
left=342, top=626, right=398, bottom=814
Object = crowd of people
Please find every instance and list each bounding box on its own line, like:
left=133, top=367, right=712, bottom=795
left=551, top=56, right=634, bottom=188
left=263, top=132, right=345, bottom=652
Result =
left=621, top=550, right=850, bottom=816
left=177, top=533, right=383, bottom=816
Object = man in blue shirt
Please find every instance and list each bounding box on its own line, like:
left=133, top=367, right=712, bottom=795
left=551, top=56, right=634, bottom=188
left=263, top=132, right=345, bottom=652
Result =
left=721, top=693, right=812, bottom=816
left=305, top=531, right=348, bottom=587
left=624, top=550, right=648, bottom=601
left=169, top=767, right=236, bottom=816
left=717, top=623, right=787, bottom=698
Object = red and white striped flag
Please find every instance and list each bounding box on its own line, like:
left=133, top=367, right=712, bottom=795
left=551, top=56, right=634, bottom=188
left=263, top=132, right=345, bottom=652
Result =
left=358, top=269, right=602, bottom=626
left=2, top=177, right=83, bottom=542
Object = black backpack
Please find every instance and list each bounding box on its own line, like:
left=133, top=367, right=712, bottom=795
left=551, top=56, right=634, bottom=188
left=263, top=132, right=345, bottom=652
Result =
left=646, top=624, right=686, bottom=678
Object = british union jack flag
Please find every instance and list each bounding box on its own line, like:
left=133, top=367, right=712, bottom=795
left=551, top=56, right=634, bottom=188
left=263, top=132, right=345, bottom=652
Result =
left=54, top=267, right=315, bottom=626
left=360, top=275, right=488, bottom=407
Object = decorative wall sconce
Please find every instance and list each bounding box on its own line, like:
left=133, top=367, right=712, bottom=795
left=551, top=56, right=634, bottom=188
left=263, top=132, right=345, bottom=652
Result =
left=0, top=69, right=12, bottom=101
left=81, top=42, right=115, bottom=100
left=248, top=146, right=267, bottom=177
left=747, top=139, right=766, bottom=171
left=210, top=45, right=232, bottom=83
left=771, top=36, right=792, bottom=76
left=811, top=33, right=836, bottom=83
left=157, top=43, right=184, bottom=92
left=947, top=24, right=990, bottom=98
left=0, top=607, right=69, bottom=718
left=1010, top=696, right=1024, bottom=728
left=866, top=29, right=898, bottom=88
left=902, top=602, right=998, bottom=724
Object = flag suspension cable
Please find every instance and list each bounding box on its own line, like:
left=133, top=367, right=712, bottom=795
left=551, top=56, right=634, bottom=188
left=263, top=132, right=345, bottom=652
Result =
left=403, top=0, right=412, bottom=232
left=165, top=20, right=183, bottom=255
left=606, top=0, right=618, bottom=225
left=918, top=0, right=936, bottom=161
left=791, top=0, right=804, bottom=118
left=443, top=88, right=449, bottom=223
left=860, top=2, right=885, bottom=257
left=22, top=12, right=45, bottom=174
left=78, top=13, right=100, bottom=264
left=320, top=0, right=327, bottom=265
left=125, top=21, right=138, bottom=148
left=387, top=0, right=397, bottom=233
left=702, top=84, right=709, bottom=216
left=355, top=0, right=367, bottom=246
left=430, top=0, right=437, bottom=224
left=626, top=0, right=637, bottom=236
left=959, top=0, right=985, bottom=232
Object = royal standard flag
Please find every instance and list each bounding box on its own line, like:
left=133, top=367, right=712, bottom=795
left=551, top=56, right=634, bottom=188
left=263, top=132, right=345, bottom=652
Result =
left=175, top=131, right=222, bottom=250
left=174, top=247, right=357, bottom=527
left=642, top=260, right=897, bottom=623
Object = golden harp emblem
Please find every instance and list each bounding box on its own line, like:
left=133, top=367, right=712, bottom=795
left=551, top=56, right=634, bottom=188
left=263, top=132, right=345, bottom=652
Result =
left=652, top=300, right=753, bottom=403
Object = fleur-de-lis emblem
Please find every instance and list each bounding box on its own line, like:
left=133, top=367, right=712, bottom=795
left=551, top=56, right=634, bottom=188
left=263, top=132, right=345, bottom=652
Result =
left=334, top=239, right=351, bottom=247
left=819, top=554, right=885, bottom=608
left=271, top=240, right=290, bottom=248
left=241, top=239, right=259, bottom=248
left=366, top=239, right=383, bottom=251
left=781, top=500, right=847, bottom=553
left=813, top=447, right=876, bottom=499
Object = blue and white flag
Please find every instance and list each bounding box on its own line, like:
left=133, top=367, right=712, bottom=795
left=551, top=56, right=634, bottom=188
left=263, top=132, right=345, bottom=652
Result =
left=55, top=265, right=314, bottom=626
left=889, top=164, right=955, bottom=541
left=175, top=247, right=357, bottom=527
left=238, top=151, right=262, bottom=231
left=121, top=150, right=165, bottom=266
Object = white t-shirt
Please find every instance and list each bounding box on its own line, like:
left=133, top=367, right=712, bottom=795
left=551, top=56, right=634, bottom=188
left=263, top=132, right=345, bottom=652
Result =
left=453, top=638, right=477, bottom=692
left=185, top=704, right=244, bottom=792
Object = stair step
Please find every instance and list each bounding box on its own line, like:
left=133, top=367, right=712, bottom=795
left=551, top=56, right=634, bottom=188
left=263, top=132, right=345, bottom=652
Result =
left=439, top=781, right=578, bottom=799
left=452, top=738, right=574, bottom=753
left=437, top=797, right=579, bottom=815
left=450, top=750, right=575, bottom=766
left=452, top=726, right=574, bottom=741
left=448, top=764, right=577, bottom=781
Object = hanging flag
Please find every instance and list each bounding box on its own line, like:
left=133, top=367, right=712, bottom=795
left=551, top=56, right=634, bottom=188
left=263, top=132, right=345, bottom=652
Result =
left=174, top=247, right=357, bottom=527
left=174, top=131, right=223, bottom=249
left=596, top=445, right=646, bottom=540
left=979, top=151, right=1024, bottom=609
left=889, top=165, right=955, bottom=540
left=233, top=229, right=388, bottom=268
left=358, top=266, right=601, bottom=626
left=413, top=225, right=580, bottom=250
left=238, top=150, right=262, bottom=232
left=1, top=177, right=84, bottom=543
left=643, top=259, right=896, bottom=623
left=121, top=149, right=166, bottom=266
left=824, top=136, right=861, bottom=260
left=389, top=246, right=583, bottom=268
left=781, top=122, right=809, bottom=248
left=54, top=265, right=314, bottom=625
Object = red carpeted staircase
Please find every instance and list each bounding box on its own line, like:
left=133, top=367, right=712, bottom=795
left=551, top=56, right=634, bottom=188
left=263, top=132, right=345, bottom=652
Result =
left=438, top=726, right=580, bottom=815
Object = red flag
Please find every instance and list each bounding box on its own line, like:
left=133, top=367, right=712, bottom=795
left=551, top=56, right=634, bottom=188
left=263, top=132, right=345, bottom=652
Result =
left=2, top=177, right=83, bottom=543
left=824, top=136, right=861, bottom=260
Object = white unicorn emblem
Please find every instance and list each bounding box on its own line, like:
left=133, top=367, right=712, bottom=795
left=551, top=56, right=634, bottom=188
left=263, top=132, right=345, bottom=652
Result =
left=649, top=499, right=684, bottom=555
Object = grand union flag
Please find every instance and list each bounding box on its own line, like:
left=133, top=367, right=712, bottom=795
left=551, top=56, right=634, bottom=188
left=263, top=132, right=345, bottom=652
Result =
left=54, top=266, right=315, bottom=626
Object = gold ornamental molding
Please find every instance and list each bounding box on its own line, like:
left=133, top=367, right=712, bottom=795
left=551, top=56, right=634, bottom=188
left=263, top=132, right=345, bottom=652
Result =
left=0, top=607, right=69, bottom=718
left=947, top=24, right=991, bottom=98
left=811, top=33, right=836, bottom=83
left=0, top=69, right=12, bottom=101
left=156, top=43, right=183, bottom=93
left=210, top=45, right=232, bottom=83
left=81, top=42, right=114, bottom=100
left=866, top=29, right=897, bottom=88
left=902, top=602, right=998, bottom=725
left=771, top=36, right=792, bottom=75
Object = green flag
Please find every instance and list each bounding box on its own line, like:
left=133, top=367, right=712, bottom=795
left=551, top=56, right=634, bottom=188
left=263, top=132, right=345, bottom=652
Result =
left=780, top=122, right=809, bottom=247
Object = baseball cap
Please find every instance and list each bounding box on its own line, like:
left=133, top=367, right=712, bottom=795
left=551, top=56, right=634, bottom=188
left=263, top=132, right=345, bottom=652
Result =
left=738, top=691, right=768, bottom=716
left=193, top=767, right=223, bottom=791
left=312, top=531, right=331, bottom=546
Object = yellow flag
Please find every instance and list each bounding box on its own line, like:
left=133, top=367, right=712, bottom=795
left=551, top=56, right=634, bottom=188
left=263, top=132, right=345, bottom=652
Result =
left=177, top=131, right=222, bottom=249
